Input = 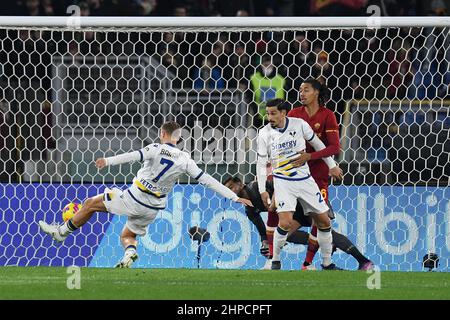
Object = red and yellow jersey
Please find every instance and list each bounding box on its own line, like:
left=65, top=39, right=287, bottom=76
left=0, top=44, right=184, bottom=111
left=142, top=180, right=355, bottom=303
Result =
left=287, top=105, right=340, bottom=187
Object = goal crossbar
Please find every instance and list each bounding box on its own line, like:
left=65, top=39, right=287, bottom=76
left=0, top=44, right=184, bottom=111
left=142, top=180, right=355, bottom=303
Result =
left=0, top=16, right=449, bottom=29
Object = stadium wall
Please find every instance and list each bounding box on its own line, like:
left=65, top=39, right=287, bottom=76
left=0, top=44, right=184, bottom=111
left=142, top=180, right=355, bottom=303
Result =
left=0, top=183, right=448, bottom=271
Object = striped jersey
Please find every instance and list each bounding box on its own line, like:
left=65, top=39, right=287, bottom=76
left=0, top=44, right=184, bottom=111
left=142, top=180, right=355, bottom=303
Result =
left=257, top=117, right=316, bottom=180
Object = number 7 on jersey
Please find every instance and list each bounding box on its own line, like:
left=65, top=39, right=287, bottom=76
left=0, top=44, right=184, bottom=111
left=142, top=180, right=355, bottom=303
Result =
left=152, top=158, right=174, bottom=182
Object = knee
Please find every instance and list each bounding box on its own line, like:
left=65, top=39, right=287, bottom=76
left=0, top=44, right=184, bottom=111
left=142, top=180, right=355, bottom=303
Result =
left=278, top=218, right=292, bottom=231
left=121, top=227, right=137, bottom=240
left=315, top=212, right=331, bottom=230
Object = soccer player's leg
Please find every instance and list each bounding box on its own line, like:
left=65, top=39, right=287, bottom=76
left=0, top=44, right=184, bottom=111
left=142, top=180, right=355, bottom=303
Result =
left=38, top=193, right=107, bottom=243
left=303, top=186, right=328, bottom=267
left=271, top=210, right=294, bottom=270
left=311, top=211, right=343, bottom=270
left=303, top=224, right=319, bottom=267
left=286, top=219, right=316, bottom=269
left=114, top=190, right=159, bottom=268
left=331, top=230, right=374, bottom=270
left=289, top=206, right=316, bottom=270
left=271, top=177, right=298, bottom=270
left=293, top=199, right=320, bottom=269
left=286, top=218, right=308, bottom=245
left=265, top=174, right=278, bottom=259
left=115, top=216, right=157, bottom=268
left=266, top=209, right=279, bottom=258
left=115, top=225, right=139, bottom=268
left=299, top=177, right=342, bottom=270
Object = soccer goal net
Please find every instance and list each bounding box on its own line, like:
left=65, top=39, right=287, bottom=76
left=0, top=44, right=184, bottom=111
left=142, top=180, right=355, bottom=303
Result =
left=0, top=16, right=449, bottom=271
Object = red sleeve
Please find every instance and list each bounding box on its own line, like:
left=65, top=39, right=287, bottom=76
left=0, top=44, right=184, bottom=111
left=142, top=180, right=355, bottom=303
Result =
left=287, top=107, right=302, bottom=118
left=310, top=111, right=340, bottom=160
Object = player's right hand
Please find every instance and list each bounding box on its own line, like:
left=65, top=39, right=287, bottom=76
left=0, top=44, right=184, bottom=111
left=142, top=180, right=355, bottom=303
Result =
left=290, top=151, right=311, bottom=168
left=95, top=158, right=107, bottom=169
left=237, top=198, right=253, bottom=207
left=329, top=165, right=343, bottom=181
left=260, top=191, right=270, bottom=209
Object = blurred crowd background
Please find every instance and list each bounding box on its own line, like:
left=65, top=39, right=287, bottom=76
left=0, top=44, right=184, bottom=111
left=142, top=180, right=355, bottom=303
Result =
left=0, top=0, right=449, bottom=17
left=0, top=0, right=449, bottom=185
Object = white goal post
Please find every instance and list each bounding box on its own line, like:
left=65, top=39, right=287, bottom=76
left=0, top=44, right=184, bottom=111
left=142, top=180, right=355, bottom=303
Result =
left=0, top=16, right=449, bottom=271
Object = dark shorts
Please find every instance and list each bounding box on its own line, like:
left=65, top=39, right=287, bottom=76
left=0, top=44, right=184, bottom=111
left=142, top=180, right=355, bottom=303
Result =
left=293, top=199, right=335, bottom=227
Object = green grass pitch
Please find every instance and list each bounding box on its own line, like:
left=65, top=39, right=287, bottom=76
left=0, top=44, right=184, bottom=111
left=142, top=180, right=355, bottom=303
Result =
left=0, top=267, right=449, bottom=300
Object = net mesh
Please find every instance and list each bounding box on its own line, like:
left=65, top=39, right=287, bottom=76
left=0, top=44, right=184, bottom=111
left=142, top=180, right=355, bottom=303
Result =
left=0, top=25, right=449, bottom=270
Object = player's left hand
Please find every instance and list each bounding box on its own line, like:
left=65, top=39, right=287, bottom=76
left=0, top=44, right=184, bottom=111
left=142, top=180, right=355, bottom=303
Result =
left=95, top=158, right=107, bottom=169
left=237, top=198, right=254, bottom=207
left=291, top=151, right=311, bottom=168
left=329, top=166, right=343, bottom=181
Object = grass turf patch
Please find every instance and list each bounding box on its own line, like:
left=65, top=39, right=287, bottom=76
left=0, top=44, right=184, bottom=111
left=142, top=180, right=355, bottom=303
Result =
left=0, top=267, right=448, bottom=300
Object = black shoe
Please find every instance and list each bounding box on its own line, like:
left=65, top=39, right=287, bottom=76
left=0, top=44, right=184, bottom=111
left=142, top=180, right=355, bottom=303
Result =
left=271, top=261, right=281, bottom=270
left=321, top=263, right=343, bottom=270
left=260, top=240, right=270, bottom=258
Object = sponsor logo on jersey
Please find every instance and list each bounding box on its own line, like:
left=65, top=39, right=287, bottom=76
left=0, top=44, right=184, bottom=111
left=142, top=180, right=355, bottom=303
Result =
left=135, top=178, right=170, bottom=195
left=271, top=140, right=297, bottom=151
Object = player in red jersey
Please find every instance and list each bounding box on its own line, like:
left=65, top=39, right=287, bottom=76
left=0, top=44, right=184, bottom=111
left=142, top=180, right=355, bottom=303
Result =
left=288, top=78, right=374, bottom=271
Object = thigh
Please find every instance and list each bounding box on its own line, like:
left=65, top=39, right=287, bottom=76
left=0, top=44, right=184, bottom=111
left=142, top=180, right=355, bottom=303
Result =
left=126, top=209, right=158, bottom=236
left=310, top=210, right=331, bottom=229
left=315, top=182, right=335, bottom=220
left=316, top=180, right=329, bottom=203
left=103, top=187, right=133, bottom=216
left=296, top=176, right=329, bottom=215
left=293, top=201, right=312, bottom=227
left=273, top=178, right=300, bottom=213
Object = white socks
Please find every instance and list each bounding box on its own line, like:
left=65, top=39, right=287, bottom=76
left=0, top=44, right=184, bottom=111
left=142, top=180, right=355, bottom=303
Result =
left=125, top=245, right=137, bottom=256
left=59, top=220, right=78, bottom=236
left=272, top=226, right=289, bottom=261
left=317, top=227, right=333, bottom=267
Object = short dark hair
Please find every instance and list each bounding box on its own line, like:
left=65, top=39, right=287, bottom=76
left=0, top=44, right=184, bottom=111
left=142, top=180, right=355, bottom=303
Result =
left=223, top=176, right=242, bottom=185
left=302, top=78, right=329, bottom=106
left=266, top=98, right=290, bottom=113
left=161, top=121, right=181, bottom=135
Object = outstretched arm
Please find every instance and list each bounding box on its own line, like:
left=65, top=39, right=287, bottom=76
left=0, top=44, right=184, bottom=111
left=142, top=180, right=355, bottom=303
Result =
left=95, top=144, right=158, bottom=168
left=186, top=160, right=253, bottom=207
left=197, top=174, right=252, bottom=206
left=96, top=152, right=140, bottom=168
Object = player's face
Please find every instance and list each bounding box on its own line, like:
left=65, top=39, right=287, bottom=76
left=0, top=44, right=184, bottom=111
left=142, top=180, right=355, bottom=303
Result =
left=225, top=181, right=243, bottom=194
left=299, top=83, right=319, bottom=106
left=266, top=107, right=286, bottom=128
left=159, top=129, right=167, bottom=141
